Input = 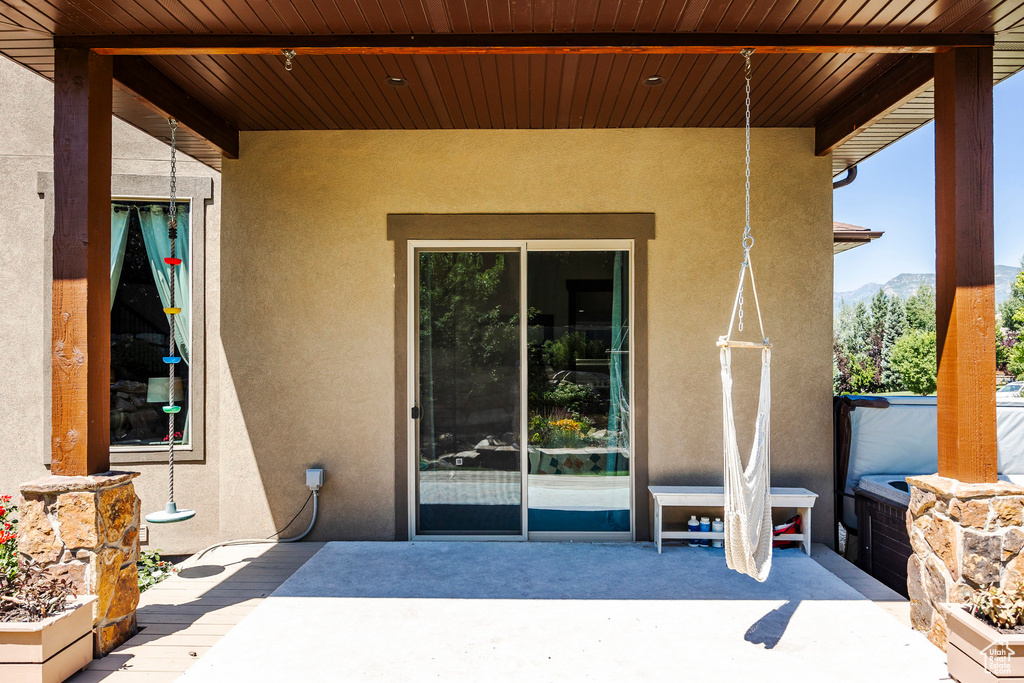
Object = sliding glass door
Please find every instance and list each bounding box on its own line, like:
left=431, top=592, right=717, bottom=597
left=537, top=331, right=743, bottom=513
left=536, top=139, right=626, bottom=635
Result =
left=410, top=241, right=632, bottom=539
left=414, top=249, right=524, bottom=536
left=526, top=249, right=630, bottom=533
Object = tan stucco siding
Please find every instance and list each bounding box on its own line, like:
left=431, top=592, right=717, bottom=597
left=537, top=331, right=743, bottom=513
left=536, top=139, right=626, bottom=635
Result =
left=220, top=128, right=834, bottom=545
left=0, top=56, right=222, bottom=554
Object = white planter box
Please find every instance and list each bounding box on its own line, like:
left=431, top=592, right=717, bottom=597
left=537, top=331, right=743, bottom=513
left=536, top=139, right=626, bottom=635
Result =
left=944, top=602, right=1024, bottom=682
left=0, top=595, right=96, bottom=683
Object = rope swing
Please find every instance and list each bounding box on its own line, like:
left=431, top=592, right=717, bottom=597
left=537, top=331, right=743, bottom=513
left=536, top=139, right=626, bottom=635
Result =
left=146, top=119, right=196, bottom=524
left=718, top=49, right=772, bottom=582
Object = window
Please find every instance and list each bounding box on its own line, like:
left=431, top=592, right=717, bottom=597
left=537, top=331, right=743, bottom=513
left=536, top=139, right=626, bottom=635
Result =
left=110, top=200, right=191, bottom=447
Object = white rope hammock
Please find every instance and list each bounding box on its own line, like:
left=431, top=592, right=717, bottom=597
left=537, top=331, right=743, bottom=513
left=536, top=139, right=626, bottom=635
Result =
left=718, top=49, right=773, bottom=582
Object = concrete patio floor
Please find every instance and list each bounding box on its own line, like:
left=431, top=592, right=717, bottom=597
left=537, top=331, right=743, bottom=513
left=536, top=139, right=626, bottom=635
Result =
left=178, top=542, right=947, bottom=683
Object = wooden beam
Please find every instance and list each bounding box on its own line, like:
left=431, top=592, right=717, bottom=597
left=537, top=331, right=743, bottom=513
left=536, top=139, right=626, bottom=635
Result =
left=52, top=47, right=112, bottom=476
left=113, top=56, right=238, bottom=159
left=934, top=46, right=997, bottom=483
left=53, top=32, right=995, bottom=56
left=815, top=55, right=934, bottom=157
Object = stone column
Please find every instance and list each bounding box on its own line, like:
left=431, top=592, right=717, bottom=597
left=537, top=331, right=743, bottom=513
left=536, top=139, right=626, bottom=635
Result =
left=18, top=471, right=141, bottom=655
left=907, top=475, right=1024, bottom=649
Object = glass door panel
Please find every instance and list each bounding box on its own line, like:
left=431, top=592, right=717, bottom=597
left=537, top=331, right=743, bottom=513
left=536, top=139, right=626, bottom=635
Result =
left=526, top=251, right=630, bottom=533
left=416, top=250, right=522, bottom=535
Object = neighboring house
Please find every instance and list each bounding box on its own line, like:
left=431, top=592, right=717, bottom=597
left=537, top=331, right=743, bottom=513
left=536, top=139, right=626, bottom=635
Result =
left=0, top=4, right=1018, bottom=558
left=833, top=221, right=884, bottom=255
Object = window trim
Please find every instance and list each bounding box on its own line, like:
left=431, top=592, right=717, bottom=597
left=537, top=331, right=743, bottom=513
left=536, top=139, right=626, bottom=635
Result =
left=38, top=173, right=212, bottom=464
left=110, top=196, right=193, bottom=453
left=387, top=214, right=654, bottom=542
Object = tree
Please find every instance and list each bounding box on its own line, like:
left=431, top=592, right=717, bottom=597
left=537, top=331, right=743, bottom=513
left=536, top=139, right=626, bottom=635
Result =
left=1000, top=255, right=1024, bottom=333
left=1011, top=343, right=1024, bottom=381
left=881, top=293, right=906, bottom=390
left=905, top=283, right=936, bottom=333
left=865, top=290, right=888, bottom=387
left=890, top=331, right=938, bottom=395
left=850, top=301, right=872, bottom=354
left=997, top=325, right=1012, bottom=373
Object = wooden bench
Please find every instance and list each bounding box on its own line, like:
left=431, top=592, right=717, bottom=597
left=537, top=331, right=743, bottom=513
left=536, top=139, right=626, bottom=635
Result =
left=648, top=486, right=818, bottom=555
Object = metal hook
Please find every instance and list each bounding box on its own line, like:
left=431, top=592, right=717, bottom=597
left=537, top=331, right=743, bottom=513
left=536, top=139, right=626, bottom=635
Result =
left=282, top=49, right=296, bottom=72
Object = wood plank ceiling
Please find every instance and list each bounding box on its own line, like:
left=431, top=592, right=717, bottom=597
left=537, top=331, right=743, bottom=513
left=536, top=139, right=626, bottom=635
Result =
left=1, top=0, right=1023, bottom=172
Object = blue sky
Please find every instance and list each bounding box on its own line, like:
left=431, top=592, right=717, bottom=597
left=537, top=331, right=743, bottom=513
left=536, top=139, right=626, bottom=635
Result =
left=833, top=72, right=1024, bottom=293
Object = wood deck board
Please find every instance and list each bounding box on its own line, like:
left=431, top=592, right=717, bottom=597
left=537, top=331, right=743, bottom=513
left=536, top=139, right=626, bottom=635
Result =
left=69, top=542, right=324, bottom=682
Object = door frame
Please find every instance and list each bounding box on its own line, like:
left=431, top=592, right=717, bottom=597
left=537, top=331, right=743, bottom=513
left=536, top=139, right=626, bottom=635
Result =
left=406, top=238, right=636, bottom=541
left=388, top=213, right=654, bottom=542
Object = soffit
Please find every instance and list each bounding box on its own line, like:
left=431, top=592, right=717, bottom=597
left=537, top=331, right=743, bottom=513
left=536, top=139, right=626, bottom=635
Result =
left=1, top=1, right=1023, bottom=172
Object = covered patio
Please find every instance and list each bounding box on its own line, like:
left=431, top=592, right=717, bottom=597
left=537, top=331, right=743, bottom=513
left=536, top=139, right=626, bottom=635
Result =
left=178, top=542, right=942, bottom=682
left=2, top=0, right=1023, bottom=672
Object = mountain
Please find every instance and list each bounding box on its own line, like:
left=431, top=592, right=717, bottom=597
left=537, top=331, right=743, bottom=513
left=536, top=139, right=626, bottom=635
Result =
left=834, top=265, right=1021, bottom=312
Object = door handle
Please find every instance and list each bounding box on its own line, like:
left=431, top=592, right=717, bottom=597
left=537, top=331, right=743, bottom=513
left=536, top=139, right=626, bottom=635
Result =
left=411, top=406, right=421, bottom=420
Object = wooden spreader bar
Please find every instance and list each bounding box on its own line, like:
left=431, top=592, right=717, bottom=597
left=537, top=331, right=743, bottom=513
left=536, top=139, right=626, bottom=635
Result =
left=717, top=340, right=772, bottom=350
left=55, top=32, right=994, bottom=57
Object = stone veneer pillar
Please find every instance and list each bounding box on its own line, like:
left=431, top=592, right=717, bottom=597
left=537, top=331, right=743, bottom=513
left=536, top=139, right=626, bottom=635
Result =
left=907, top=474, right=1024, bottom=649
left=17, top=471, right=142, bottom=655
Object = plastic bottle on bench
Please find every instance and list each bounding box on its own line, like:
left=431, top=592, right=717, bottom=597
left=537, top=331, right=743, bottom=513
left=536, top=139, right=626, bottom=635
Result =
left=711, top=518, right=724, bottom=548
left=687, top=515, right=700, bottom=547
left=700, top=517, right=711, bottom=547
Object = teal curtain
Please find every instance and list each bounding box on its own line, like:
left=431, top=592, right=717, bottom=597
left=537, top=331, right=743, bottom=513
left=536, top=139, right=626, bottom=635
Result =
left=607, top=252, right=628, bottom=457
left=135, top=205, right=191, bottom=366
left=110, top=207, right=131, bottom=309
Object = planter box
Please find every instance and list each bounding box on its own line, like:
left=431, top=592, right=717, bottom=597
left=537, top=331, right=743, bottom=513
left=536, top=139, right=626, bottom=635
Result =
left=945, top=602, right=1024, bottom=682
left=0, top=595, right=96, bottom=683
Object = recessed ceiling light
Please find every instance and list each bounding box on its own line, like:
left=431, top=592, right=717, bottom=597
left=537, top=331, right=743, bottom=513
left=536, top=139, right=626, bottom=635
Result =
left=385, top=77, right=408, bottom=87
left=642, top=75, right=665, bottom=86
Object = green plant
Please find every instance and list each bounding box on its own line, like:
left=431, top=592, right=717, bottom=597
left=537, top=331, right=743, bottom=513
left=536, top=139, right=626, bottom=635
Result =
left=0, top=494, right=16, bottom=581
left=528, top=414, right=548, bottom=444
left=138, top=549, right=176, bottom=592
left=0, top=560, right=75, bottom=622
left=546, top=418, right=589, bottom=448
left=968, top=582, right=1024, bottom=630
left=1010, top=342, right=1024, bottom=381
left=541, top=382, right=601, bottom=415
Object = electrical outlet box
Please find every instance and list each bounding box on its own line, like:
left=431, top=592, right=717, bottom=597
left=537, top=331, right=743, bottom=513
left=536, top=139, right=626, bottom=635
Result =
left=306, top=468, right=325, bottom=491
left=139, top=525, right=149, bottom=545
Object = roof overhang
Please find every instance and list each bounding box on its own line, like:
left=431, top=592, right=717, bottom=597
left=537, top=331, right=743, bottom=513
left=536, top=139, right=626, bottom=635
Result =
left=833, top=221, right=884, bottom=255
left=1, top=1, right=1021, bottom=171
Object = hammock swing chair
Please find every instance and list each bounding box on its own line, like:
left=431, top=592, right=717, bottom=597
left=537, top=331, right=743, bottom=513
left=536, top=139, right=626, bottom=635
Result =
left=718, top=48, right=773, bottom=582
left=146, top=118, right=195, bottom=524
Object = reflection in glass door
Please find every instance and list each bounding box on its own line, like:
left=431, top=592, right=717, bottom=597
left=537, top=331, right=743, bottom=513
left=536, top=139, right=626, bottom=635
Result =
left=415, top=250, right=523, bottom=535
left=411, top=242, right=632, bottom=538
left=526, top=250, right=630, bottom=533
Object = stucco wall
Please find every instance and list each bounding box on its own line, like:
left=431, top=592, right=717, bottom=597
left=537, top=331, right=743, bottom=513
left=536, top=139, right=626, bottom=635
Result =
left=220, top=128, right=835, bottom=546
left=0, top=56, right=221, bottom=553
left=0, top=52, right=833, bottom=551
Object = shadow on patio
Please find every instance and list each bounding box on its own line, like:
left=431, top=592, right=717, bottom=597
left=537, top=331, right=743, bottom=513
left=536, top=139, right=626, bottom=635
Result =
left=173, top=542, right=947, bottom=683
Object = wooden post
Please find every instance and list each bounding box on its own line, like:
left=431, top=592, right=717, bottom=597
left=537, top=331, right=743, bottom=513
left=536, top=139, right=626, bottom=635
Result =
left=51, top=48, right=112, bottom=476
left=934, top=46, right=996, bottom=483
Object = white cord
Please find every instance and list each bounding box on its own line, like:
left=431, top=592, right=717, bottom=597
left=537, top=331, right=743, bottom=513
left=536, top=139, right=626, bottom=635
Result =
left=181, top=491, right=318, bottom=567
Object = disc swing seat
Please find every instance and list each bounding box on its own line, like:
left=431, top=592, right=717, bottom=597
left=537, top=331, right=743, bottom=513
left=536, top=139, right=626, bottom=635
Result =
left=146, top=118, right=195, bottom=524
left=718, top=49, right=773, bottom=582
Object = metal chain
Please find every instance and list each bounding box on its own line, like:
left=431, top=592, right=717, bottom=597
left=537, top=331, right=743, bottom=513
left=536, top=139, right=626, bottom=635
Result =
left=167, top=118, right=178, bottom=505
left=737, top=48, right=754, bottom=333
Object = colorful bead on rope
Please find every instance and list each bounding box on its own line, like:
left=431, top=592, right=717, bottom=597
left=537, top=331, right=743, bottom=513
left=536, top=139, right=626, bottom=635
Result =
left=162, top=406, right=182, bottom=414
left=163, top=307, right=181, bottom=315
left=163, top=356, right=181, bottom=364
left=164, top=257, right=182, bottom=266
